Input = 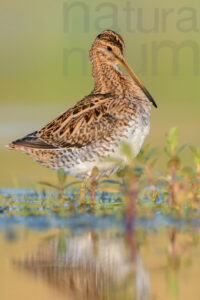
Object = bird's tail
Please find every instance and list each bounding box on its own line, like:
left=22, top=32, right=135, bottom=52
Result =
left=6, top=134, right=65, bottom=170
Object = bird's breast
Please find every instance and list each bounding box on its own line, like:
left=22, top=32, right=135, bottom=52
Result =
left=125, top=108, right=150, bottom=157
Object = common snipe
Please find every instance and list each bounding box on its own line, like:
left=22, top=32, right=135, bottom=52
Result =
left=8, top=30, right=157, bottom=177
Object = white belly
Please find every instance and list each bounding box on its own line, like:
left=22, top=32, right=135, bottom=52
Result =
left=65, top=116, right=150, bottom=178
left=128, top=118, right=150, bottom=157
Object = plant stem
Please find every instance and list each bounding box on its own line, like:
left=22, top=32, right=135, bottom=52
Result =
left=79, top=178, right=87, bottom=206
left=197, top=164, right=200, bottom=179
left=125, top=178, right=138, bottom=234
left=145, top=166, right=155, bottom=192
left=169, top=165, right=176, bottom=207
left=90, top=177, right=97, bottom=208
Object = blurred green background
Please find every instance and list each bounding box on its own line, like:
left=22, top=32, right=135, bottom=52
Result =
left=0, top=0, right=199, bottom=186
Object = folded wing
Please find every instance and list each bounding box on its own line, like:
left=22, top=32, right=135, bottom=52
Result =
left=8, top=94, right=132, bottom=150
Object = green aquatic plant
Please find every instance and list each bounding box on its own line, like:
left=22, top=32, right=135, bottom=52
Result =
left=40, top=168, right=80, bottom=194
left=117, top=142, right=142, bottom=232
left=89, top=166, right=99, bottom=209
left=164, top=127, right=184, bottom=207
left=190, top=146, right=200, bottom=177
left=39, top=168, right=81, bottom=210
left=163, top=128, right=199, bottom=213
left=136, top=144, right=157, bottom=192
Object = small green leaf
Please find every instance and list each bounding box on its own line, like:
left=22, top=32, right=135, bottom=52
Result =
left=63, top=181, right=82, bottom=190
left=164, top=145, right=170, bottom=156
left=145, top=148, right=156, bottom=162
left=177, top=144, right=187, bottom=154
left=137, top=144, right=149, bottom=161
left=38, top=181, right=59, bottom=190
left=190, top=146, right=200, bottom=165
left=57, top=168, right=67, bottom=185
left=133, top=167, right=144, bottom=176
left=99, top=179, right=121, bottom=185
left=137, top=144, right=157, bottom=163
left=120, top=142, right=133, bottom=160
left=166, top=127, right=179, bottom=155
left=91, top=166, right=99, bottom=177
left=116, top=166, right=129, bottom=177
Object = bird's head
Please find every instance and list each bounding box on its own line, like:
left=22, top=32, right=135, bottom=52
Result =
left=89, top=29, right=125, bottom=64
left=90, top=30, right=157, bottom=108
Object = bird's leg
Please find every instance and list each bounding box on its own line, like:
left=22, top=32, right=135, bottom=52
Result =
left=90, top=167, right=99, bottom=208
left=90, top=180, right=96, bottom=205
left=79, top=177, right=88, bottom=207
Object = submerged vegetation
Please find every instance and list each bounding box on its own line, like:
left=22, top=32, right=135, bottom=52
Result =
left=0, top=127, right=199, bottom=220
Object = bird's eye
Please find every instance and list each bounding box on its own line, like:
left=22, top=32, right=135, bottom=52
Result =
left=107, top=46, right=112, bottom=51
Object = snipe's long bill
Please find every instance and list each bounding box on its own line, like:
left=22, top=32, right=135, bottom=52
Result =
left=7, top=30, right=157, bottom=178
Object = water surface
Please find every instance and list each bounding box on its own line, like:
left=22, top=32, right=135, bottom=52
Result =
left=0, top=189, right=200, bottom=300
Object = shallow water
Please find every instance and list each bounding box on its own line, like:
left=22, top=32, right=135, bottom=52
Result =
left=1, top=223, right=200, bottom=300
left=0, top=189, right=200, bottom=300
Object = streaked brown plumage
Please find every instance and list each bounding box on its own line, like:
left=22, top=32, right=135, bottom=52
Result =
left=7, top=30, right=157, bottom=177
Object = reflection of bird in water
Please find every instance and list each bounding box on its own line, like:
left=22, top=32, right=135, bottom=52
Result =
left=13, top=232, right=150, bottom=300
left=8, top=30, right=157, bottom=178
